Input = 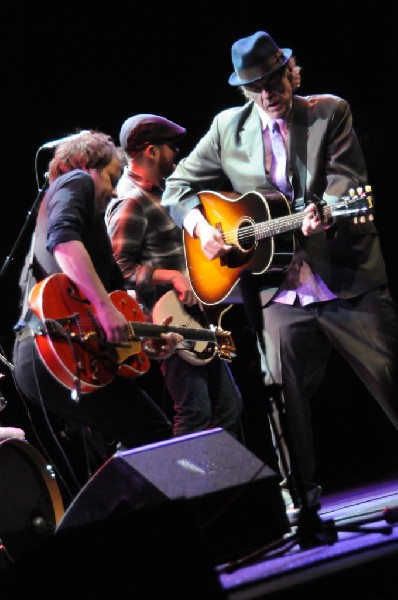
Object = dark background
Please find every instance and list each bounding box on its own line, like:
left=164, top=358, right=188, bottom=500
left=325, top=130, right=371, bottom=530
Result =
left=0, top=3, right=397, bottom=494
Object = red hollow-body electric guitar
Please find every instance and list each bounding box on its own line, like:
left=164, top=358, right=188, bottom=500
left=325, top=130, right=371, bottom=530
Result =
left=27, top=273, right=236, bottom=394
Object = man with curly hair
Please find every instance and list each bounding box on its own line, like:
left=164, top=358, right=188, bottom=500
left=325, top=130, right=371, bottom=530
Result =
left=13, top=131, right=182, bottom=497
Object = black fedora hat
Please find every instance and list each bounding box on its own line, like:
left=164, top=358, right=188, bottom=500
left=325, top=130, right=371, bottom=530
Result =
left=228, top=31, right=292, bottom=86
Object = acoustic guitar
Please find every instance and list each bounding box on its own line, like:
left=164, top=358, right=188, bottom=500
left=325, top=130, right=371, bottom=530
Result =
left=183, top=187, right=374, bottom=305
left=27, top=273, right=236, bottom=394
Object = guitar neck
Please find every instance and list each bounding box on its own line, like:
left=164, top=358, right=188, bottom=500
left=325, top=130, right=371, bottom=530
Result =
left=254, top=192, right=372, bottom=241
left=129, top=321, right=217, bottom=343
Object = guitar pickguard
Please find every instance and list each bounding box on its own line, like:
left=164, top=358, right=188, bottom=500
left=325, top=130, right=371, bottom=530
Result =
left=152, top=290, right=217, bottom=365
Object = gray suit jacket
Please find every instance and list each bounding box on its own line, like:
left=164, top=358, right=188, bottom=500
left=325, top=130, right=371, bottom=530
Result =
left=162, top=94, right=388, bottom=300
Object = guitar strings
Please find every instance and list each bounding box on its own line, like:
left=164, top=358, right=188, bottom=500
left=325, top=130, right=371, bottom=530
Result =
left=41, top=317, right=220, bottom=342
left=220, top=209, right=319, bottom=244
left=220, top=191, right=370, bottom=245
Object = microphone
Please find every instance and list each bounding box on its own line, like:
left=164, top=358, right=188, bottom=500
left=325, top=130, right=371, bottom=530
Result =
left=39, top=130, right=91, bottom=150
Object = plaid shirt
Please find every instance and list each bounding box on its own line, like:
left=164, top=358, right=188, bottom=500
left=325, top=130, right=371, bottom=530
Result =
left=105, top=167, right=186, bottom=309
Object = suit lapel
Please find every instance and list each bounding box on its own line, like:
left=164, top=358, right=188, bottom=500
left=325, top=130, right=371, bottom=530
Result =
left=241, top=105, right=264, bottom=165
left=289, top=96, right=309, bottom=206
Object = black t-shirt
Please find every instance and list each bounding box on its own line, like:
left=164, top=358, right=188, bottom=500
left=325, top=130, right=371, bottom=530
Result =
left=20, top=170, right=124, bottom=307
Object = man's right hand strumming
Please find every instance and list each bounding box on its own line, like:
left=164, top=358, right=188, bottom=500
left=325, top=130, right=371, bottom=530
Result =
left=194, top=220, right=232, bottom=260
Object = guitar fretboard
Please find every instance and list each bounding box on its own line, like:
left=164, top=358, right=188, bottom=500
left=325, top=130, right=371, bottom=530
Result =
left=246, top=192, right=373, bottom=242
left=129, top=322, right=218, bottom=343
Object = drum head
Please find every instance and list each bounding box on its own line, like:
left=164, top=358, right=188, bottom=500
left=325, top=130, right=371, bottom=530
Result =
left=0, top=439, right=64, bottom=562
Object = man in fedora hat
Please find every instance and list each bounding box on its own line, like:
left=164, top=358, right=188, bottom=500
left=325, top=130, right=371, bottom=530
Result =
left=162, top=30, right=398, bottom=521
left=106, top=114, right=243, bottom=439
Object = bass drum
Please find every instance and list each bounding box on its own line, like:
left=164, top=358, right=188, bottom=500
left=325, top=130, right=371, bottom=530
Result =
left=0, top=438, right=64, bottom=564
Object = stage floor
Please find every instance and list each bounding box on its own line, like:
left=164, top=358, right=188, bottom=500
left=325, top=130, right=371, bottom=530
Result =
left=1, top=436, right=398, bottom=598
left=217, top=476, right=398, bottom=598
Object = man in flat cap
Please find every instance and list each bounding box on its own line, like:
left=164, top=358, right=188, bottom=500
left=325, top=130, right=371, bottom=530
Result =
left=161, top=30, right=398, bottom=525
left=106, top=114, right=243, bottom=438
left=119, top=114, right=186, bottom=154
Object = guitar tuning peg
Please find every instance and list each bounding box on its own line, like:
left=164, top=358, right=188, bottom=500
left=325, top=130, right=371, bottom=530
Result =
left=365, top=184, right=372, bottom=193
left=349, top=188, right=355, bottom=197
left=356, top=186, right=363, bottom=195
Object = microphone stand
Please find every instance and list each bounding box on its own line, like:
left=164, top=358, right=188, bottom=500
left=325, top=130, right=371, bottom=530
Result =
left=0, top=175, right=49, bottom=375
left=0, top=173, right=49, bottom=280
left=218, top=382, right=397, bottom=573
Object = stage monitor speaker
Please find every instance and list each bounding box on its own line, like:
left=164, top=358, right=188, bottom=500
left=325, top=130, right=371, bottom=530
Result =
left=58, top=428, right=289, bottom=564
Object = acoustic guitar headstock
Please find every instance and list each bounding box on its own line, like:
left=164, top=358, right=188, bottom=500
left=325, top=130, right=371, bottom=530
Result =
left=331, top=185, right=375, bottom=223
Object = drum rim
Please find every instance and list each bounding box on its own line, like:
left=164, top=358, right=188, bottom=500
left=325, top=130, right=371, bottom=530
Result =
left=0, top=437, right=64, bottom=525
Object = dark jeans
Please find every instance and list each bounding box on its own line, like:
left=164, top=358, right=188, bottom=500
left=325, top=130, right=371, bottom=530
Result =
left=13, top=335, right=172, bottom=450
left=160, top=353, right=243, bottom=438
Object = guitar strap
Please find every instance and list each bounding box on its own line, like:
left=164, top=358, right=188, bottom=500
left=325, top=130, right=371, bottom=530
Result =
left=15, top=195, right=60, bottom=333
left=14, top=233, right=39, bottom=332
left=15, top=225, right=51, bottom=335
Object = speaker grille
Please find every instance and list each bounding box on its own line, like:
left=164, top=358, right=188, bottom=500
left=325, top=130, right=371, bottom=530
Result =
left=119, top=428, right=274, bottom=497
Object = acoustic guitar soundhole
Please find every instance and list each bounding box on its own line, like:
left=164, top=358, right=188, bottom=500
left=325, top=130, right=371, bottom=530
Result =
left=237, top=219, right=256, bottom=251
left=221, top=219, right=255, bottom=269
